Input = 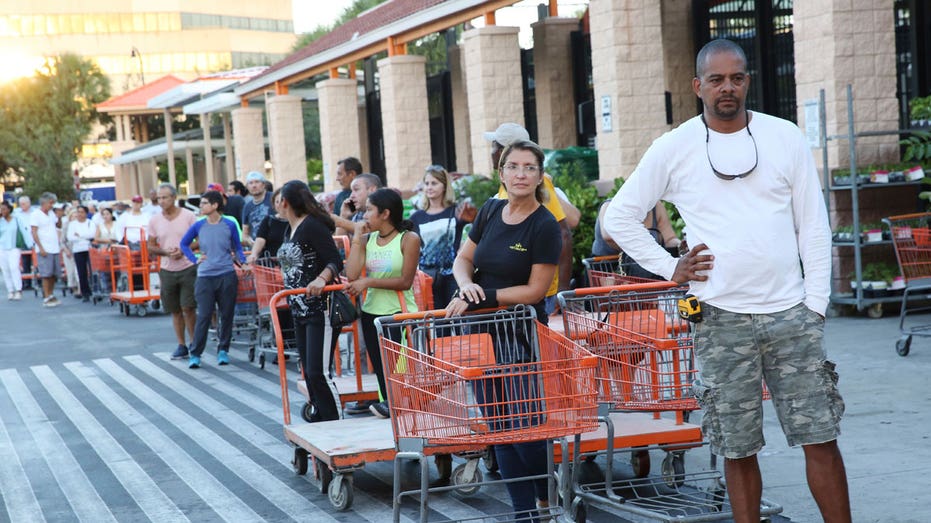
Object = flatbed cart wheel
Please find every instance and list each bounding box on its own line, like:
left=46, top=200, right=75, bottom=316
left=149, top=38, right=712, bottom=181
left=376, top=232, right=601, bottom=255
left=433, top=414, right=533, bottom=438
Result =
left=896, top=335, right=912, bottom=357
left=482, top=446, right=498, bottom=473
left=661, top=452, right=686, bottom=488
left=314, top=457, right=333, bottom=493
left=259, top=353, right=266, bottom=369
left=451, top=460, right=483, bottom=497
left=292, top=448, right=308, bottom=475
left=630, top=448, right=651, bottom=478
left=867, top=303, right=883, bottom=319
left=122, top=303, right=130, bottom=316
left=328, top=473, right=354, bottom=511
left=570, top=498, right=587, bottom=522
left=248, top=347, right=255, bottom=362
left=136, top=305, right=148, bottom=317
left=301, top=402, right=317, bottom=423
left=435, top=453, right=452, bottom=480
left=151, top=300, right=160, bottom=310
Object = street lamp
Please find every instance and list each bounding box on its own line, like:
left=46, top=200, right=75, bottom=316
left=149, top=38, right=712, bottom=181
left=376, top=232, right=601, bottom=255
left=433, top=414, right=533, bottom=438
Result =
left=130, top=47, right=145, bottom=86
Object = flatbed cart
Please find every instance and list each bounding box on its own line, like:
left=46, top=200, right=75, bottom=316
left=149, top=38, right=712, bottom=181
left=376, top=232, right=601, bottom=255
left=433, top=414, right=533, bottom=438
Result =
left=557, top=283, right=781, bottom=522
left=883, top=212, right=931, bottom=356
left=109, top=242, right=160, bottom=317
left=88, top=245, right=114, bottom=304
left=377, top=306, right=600, bottom=523
left=269, top=287, right=489, bottom=513
left=582, top=255, right=662, bottom=288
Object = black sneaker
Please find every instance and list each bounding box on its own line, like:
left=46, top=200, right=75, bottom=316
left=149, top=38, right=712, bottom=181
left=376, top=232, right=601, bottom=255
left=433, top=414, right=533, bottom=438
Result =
left=369, top=401, right=390, bottom=419
left=344, top=400, right=376, bottom=415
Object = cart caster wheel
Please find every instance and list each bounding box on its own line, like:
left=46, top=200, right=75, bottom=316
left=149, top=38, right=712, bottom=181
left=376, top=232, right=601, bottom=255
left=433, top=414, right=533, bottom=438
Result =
left=570, top=498, right=587, bottom=522
left=451, top=461, right=483, bottom=497
left=708, top=485, right=726, bottom=512
left=328, top=474, right=353, bottom=511
left=259, top=353, right=266, bottom=369
left=292, top=448, right=308, bottom=476
left=661, top=452, right=686, bottom=488
left=136, top=306, right=147, bottom=317
left=630, top=448, right=651, bottom=478
left=314, top=458, right=333, bottom=494
left=122, top=303, right=130, bottom=316
left=301, top=402, right=317, bottom=423
left=151, top=300, right=160, bottom=310
left=867, top=303, right=883, bottom=319
left=896, top=335, right=912, bottom=357
left=482, top=446, right=498, bottom=473
left=248, top=347, right=255, bottom=362
left=435, top=453, right=452, bottom=480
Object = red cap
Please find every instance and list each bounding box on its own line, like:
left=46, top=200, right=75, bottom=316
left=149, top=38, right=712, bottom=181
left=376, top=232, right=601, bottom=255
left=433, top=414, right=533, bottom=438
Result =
left=206, top=183, right=225, bottom=193
left=131, top=195, right=143, bottom=203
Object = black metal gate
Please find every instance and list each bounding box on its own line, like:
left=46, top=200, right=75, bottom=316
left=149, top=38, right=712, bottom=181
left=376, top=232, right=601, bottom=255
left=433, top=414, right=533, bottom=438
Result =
left=363, top=57, right=386, bottom=184
left=693, top=0, right=796, bottom=123
left=426, top=71, right=456, bottom=171
left=571, top=28, right=595, bottom=147
left=895, top=0, right=931, bottom=128
left=520, top=49, right=538, bottom=142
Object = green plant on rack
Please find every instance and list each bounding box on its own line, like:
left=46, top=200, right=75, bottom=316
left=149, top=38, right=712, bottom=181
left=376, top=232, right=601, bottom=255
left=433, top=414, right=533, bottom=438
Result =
left=909, top=95, right=931, bottom=123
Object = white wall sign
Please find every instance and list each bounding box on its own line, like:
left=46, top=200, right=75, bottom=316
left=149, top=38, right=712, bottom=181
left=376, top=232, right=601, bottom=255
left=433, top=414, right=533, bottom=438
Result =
left=601, top=95, right=613, bottom=132
left=803, top=98, right=821, bottom=148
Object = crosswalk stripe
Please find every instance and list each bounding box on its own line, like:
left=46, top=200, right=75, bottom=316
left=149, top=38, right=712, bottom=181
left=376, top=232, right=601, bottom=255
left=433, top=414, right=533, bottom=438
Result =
left=66, top=360, right=261, bottom=521
left=27, top=365, right=189, bottom=523
left=0, top=373, right=45, bottom=523
left=1, top=368, right=117, bottom=523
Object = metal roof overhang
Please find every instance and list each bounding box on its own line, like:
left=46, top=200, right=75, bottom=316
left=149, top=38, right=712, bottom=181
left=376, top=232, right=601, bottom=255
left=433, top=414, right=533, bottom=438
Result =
left=111, top=139, right=228, bottom=165
left=149, top=79, right=239, bottom=109
left=235, top=0, right=517, bottom=100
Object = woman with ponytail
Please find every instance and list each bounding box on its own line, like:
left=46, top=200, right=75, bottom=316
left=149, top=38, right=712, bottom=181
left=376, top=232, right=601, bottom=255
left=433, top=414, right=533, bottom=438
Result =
left=276, top=180, right=344, bottom=422
left=345, top=188, right=421, bottom=419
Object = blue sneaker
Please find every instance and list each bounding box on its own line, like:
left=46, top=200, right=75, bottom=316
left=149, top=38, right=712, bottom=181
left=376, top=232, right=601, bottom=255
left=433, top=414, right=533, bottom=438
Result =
left=170, top=344, right=189, bottom=360
left=188, top=355, right=201, bottom=369
left=217, top=350, right=230, bottom=366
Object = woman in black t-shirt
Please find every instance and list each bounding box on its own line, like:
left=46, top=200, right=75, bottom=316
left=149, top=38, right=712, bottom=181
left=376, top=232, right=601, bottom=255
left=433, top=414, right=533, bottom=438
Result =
left=246, top=188, right=288, bottom=264
left=446, top=141, right=561, bottom=522
left=409, top=165, right=464, bottom=308
left=276, top=180, right=344, bottom=422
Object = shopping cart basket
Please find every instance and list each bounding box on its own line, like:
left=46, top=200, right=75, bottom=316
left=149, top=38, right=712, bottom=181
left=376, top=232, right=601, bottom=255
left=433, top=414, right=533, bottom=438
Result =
left=883, top=212, right=931, bottom=356
left=582, top=254, right=664, bottom=287
left=557, top=283, right=781, bottom=522
left=88, top=246, right=113, bottom=304
left=252, top=258, right=300, bottom=368
left=209, top=264, right=259, bottom=355
left=109, top=240, right=160, bottom=317
left=376, top=306, right=599, bottom=522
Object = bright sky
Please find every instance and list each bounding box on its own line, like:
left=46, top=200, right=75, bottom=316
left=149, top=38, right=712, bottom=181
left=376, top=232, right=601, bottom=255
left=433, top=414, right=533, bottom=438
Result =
left=292, top=0, right=589, bottom=47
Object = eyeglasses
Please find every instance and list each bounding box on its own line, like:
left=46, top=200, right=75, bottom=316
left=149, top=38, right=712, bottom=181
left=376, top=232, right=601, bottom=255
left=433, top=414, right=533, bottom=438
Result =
left=502, top=163, right=540, bottom=176
left=702, top=109, right=757, bottom=181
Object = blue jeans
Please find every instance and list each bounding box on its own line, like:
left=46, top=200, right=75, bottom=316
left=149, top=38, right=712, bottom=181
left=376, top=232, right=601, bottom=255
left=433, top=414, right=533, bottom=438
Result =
left=190, top=271, right=238, bottom=356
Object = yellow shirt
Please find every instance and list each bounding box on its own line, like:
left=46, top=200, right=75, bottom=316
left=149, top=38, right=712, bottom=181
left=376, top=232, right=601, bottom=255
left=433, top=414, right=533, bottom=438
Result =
left=497, top=175, right=565, bottom=297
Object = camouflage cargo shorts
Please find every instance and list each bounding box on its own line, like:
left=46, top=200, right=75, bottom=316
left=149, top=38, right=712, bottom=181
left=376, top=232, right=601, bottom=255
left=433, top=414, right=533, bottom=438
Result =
left=692, top=302, right=845, bottom=459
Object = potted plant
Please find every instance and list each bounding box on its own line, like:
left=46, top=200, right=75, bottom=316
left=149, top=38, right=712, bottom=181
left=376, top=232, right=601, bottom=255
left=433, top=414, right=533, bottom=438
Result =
left=833, top=225, right=855, bottom=243
left=862, top=222, right=884, bottom=243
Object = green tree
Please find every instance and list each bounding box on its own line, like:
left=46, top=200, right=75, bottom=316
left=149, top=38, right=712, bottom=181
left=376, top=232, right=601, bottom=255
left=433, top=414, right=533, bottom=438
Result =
left=0, top=54, right=110, bottom=200
left=292, top=0, right=387, bottom=51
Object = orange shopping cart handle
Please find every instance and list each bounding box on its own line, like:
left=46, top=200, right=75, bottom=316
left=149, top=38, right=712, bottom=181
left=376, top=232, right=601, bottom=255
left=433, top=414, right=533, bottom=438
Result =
left=390, top=305, right=511, bottom=322
left=268, top=284, right=347, bottom=309
left=572, top=281, right=680, bottom=296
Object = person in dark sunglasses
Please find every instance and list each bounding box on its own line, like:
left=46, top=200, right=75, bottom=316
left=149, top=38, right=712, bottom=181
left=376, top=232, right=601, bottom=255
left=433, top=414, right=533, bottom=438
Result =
left=603, top=39, right=850, bottom=523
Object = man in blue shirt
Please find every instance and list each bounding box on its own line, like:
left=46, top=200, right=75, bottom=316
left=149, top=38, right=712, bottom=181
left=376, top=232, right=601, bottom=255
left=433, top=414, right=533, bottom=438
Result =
left=241, top=171, right=272, bottom=248
left=180, top=190, right=246, bottom=369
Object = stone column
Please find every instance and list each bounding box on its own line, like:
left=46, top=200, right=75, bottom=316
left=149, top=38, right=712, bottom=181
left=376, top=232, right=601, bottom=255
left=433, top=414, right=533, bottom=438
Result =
left=532, top=17, right=579, bottom=150
left=201, top=113, right=215, bottom=186
left=661, top=0, right=695, bottom=127
left=185, top=146, right=197, bottom=195
left=231, top=106, right=266, bottom=181
left=266, top=94, right=307, bottom=187
left=317, top=78, right=363, bottom=190
left=377, top=54, right=432, bottom=190
left=590, top=1, right=671, bottom=182
left=448, top=45, right=472, bottom=173
left=164, top=108, right=177, bottom=187
left=794, top=0, right=899, bottom=170
left=222, top=113, right=234, bottom=185
left=462, top=26, right=524, bottom=175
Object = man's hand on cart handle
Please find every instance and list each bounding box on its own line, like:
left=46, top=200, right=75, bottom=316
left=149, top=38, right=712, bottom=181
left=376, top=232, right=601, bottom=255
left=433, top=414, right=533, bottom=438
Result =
left=671, top=243, right=714, bottom=284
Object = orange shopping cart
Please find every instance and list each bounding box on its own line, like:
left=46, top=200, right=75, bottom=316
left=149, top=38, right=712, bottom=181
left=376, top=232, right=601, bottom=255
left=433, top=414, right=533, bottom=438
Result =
left=268, top=287, right=489, bottom=513
left=252, top=258, right=300, bottom=369
left=109, top=229, right=160, bottom=317
left=88, top=245, right=113, bottom=304
left=582, top=254, right=664, bottom=287
left=557, top=283, right=782, bottom=522
left=209, top=264, right=259, bottom=356
left=883, top=212, right=931, bottom=356
left=376, top=306, right=600, bottom=522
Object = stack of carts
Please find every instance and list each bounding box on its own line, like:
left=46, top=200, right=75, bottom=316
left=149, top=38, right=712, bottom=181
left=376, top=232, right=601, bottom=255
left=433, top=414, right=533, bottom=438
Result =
left=88, top=245, right=113, bottom=304
left=883, top=212, right=931, bottom=356
left=582, top=254, right=660, bottom=287
left=557, top=282, right=782, bottom=522
left=108, top=229, right=160, bottom=317
left=252, top=257, right=299, bottom=369
left=209, top=264, right=259, bottom=356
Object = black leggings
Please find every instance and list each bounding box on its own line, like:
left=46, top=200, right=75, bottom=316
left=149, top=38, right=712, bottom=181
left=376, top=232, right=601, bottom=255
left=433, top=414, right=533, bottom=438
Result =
left=359, top=310, right=405, bottom=400
left=293, top=312, right=342, bottom=421
left=73, top=251, right=91, bottom=297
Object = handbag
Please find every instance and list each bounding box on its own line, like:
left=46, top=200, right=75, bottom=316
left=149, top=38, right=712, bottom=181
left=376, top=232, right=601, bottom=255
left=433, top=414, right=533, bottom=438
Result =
left=327, top=289, right=359, bottom=330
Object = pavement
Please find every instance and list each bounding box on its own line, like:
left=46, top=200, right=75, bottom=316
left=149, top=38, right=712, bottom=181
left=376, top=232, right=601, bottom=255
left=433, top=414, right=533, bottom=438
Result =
left=0, top=284, right=931, bottom=523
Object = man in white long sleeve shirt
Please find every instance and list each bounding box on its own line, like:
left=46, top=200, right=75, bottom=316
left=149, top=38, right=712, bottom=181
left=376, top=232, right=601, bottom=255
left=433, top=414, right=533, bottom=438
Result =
left=604, top=39, right=850, bottom=523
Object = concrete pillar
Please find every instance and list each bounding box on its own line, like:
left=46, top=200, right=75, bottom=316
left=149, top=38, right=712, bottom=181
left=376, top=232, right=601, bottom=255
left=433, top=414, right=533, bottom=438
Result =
left=202, top=113, right=215, bottom=186
left=222, top=113, right=234, bottom=185
left=266, top=94, right=307, bottom=187
left=377, top=54, right=433, bottom=190
left=231, top=106, right=266, bottom=181
left=149, top=159, right=158, bottom=191
left=661, top=0, right=695, bottom=127
left=449, top=45, right=472, bottom=173
left=462, top=26, right=524, bottom=175
left=532, top=17, right=578, bottom=150
left=357, top=102, right=370, bottom=174
left=590, top=1, right=671, bottom=182
left=185, top=146, right=196, bottom=194
left=164, top=109, right=176, bottom=187
left=122, top=116, right=133, bottom=143
left=115, top=115, right=125, bottom=142
left=794, top=0, right=899, bottom=170
left=317, top=78, right=363, bottom=191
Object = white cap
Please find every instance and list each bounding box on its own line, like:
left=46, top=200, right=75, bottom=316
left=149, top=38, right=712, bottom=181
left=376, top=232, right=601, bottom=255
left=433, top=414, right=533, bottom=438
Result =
left=483, top=123, right=530, bottom=147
